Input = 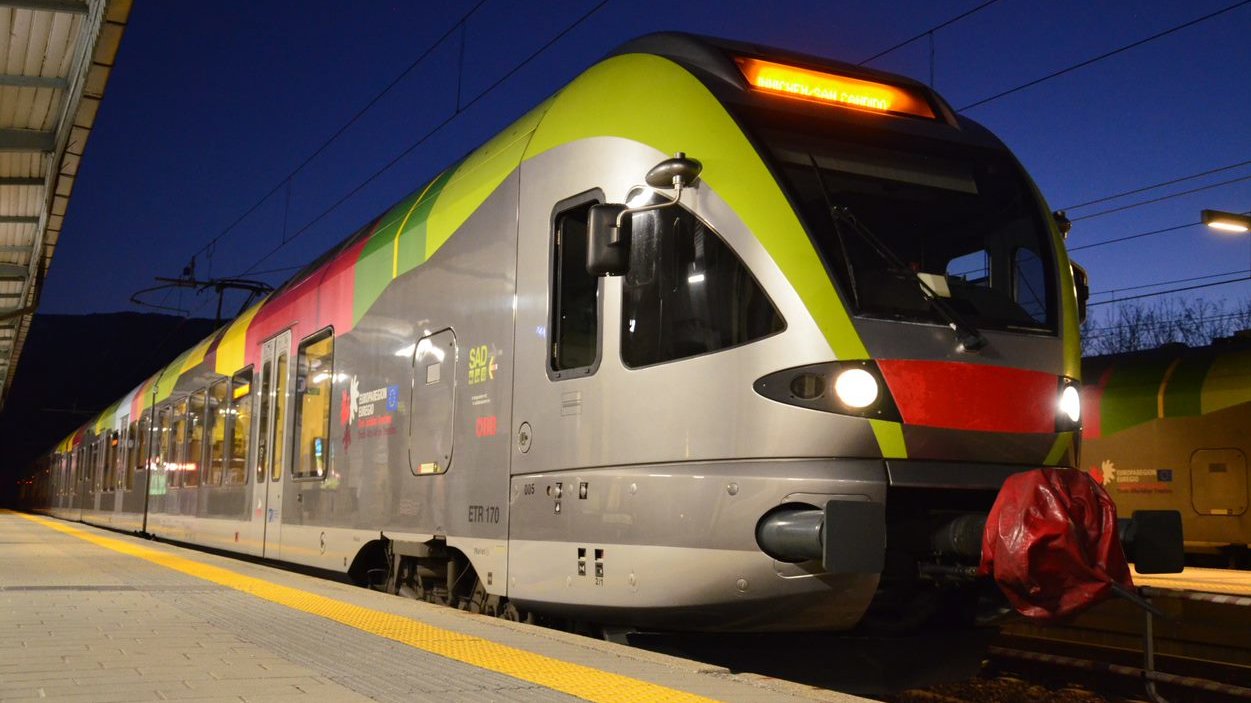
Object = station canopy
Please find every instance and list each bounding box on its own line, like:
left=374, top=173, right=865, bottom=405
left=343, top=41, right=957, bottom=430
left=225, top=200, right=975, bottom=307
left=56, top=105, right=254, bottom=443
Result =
left=0, top=0, right=129, bottom=408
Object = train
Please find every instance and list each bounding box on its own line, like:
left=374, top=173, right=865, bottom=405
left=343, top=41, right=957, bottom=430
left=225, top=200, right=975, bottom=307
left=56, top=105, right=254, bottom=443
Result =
left=1083, top=336, right=1251, bottom=567
left=21, top=33, right=1093, bottom=631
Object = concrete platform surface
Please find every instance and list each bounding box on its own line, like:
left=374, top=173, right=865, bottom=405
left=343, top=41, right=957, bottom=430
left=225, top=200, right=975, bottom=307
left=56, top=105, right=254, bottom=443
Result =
left=0, top=511, right=870, bottom=703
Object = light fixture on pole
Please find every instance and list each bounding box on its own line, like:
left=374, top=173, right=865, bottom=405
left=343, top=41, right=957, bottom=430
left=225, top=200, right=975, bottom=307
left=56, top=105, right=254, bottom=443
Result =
left=1201, top=209, right=1251, bottom=233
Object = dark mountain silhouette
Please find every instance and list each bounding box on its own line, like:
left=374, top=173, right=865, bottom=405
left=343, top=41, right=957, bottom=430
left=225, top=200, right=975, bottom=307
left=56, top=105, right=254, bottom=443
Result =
left=0, top=313, right=220, bottom=505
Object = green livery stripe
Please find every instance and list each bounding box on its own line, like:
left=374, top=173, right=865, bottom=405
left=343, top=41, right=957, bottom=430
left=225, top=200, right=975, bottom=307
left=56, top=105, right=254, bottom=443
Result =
left=869, top=420, right=907, bottom=459
left=1161, top=350, right=1213, bottom=417
left=1099, top=356, right=1173, bottom=435
left=93, top=400, right=121, bottom=434
left=355, top=189, right=424, bottom=324
left=1044, top=433, right=1072, bottom=465
left=1200, top=346, right=1251, bottom=415
left=426, top=102, right=549, bottom=260
left=522, top=53, right=869, bottom=363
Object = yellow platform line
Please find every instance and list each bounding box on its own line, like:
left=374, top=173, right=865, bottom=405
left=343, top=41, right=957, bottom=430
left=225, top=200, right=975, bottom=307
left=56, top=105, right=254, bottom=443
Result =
left=12, top=512, right=721, bottom=703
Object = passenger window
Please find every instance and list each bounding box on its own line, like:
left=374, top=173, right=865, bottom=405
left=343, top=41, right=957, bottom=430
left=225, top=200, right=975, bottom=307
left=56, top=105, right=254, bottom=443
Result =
left=550, top=202, right=599, bottom=375
left=293, top=329, right=333, bottom=480
left=186, top=390, right=205, bottom=487
left=1013, top=247, right=1047, bottom=324
left=207, top=380, right=227, bottom=485
left=229, top=368, right=253, bottom=486
left=272, top=352, right=288, bottom=482
left=622, top=198, right=784, bottom=367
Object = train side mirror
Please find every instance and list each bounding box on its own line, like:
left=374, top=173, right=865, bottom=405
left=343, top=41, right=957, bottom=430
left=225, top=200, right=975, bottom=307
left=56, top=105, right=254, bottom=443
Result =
left=587, top=204, right=631, bottom=276
left=1071, top=261, right=1090, bottom=325
left=1120, top=510, right=1185, bottom=574
left=586, top=153, right=702, bottom=277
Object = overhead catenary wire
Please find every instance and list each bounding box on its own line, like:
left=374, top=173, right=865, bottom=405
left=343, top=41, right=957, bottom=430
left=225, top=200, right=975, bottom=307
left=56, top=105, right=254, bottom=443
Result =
left=1061, top=158, right=1251, bottom=212
left=240, top=0, right=613, bottom=277
left=184, top=0, right=490, bottom=266
left=1070, top=172, right=1251, bottom=222
left=1067, top=221, right=1197, bottom=253
left=959, top=0, right=1251, bottom=110
left=857, top=0, right=1001, bottom=65
left=1090, top=268, right=1247, bottom=300
left=1087, top=274, right=1251, bottom=307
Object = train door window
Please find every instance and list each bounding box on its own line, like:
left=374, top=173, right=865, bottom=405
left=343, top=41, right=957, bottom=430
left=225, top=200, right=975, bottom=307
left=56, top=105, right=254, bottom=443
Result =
left=256, top=360, right=272, bottom=484
left=293, top=329, right=333, bottom=480
left=172, top=399, right=188, bottom=488
left=132, top=417, right=148, bottom=488
left=409, top=329, right=456, bottom=475
left=185, top=390, right=205, bottom=487
left=621, top=197, right=784, bottom=367
left=550, top=201, right=600, bottom=376
left=228, top=368, right=253, bottom=485
left=1190, top=449, right=1248, bottom=516
left=87, top=437, right=97, bottom=492
left=125, top=419, right=138, bottom=491
left=103, top=431, right=117, bottom=492
left=117, top=420, right=129, bottom=491
left=91, top=438, right=101, bottom=491
left=272, top=351, right=289, bottom=482
left=1013, top=248, right=1047, bottom=325
left=156, top=406, right=172, bottom=494
left=207, top=380, right=227, bottom=485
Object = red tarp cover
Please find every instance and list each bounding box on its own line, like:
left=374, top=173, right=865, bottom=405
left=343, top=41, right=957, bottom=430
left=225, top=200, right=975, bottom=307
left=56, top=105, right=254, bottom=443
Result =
left=979, top=467, right=1133, bottom=620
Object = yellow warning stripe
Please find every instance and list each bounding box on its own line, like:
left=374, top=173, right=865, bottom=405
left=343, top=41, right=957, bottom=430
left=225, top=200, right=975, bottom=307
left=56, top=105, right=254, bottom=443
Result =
left=13, top=513, right=721, bottom=703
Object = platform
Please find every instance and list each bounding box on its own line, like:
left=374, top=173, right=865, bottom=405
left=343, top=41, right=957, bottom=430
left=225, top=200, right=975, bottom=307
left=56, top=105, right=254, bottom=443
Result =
left=1135, top=566, right=1251, bottom=599
left=0, top=511, right=869, bottom=703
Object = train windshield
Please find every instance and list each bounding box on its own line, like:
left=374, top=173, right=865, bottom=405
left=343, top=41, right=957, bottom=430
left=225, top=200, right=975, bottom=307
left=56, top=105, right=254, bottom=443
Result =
left=761, top=129, right=1058, bottom=334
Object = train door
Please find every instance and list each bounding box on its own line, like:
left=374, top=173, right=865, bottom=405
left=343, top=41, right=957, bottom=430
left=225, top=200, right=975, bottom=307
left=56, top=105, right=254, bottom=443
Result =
left=256, top=330, right=292, bottom=559
left=408, top=328, right=457, bottom=477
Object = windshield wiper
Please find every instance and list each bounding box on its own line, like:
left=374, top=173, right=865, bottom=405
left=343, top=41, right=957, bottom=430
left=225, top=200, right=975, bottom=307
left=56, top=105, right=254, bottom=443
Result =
left=830, top=206, right=988, bottom=353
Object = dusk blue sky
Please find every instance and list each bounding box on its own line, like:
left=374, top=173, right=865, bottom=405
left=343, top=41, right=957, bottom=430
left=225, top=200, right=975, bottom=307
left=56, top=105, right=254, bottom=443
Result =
left=40, top=1, right=1251, bottom=338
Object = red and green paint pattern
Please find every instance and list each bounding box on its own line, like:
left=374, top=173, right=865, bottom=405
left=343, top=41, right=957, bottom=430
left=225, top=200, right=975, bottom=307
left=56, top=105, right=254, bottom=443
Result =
left=1082, top=344, right=1251, bottom=439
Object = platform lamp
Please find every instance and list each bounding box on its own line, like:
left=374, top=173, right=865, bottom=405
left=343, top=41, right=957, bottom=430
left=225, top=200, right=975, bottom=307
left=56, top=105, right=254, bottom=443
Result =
left=1201, top=209, right=1251, bottom=233
left=1202, top=209, right=1251, bottom=273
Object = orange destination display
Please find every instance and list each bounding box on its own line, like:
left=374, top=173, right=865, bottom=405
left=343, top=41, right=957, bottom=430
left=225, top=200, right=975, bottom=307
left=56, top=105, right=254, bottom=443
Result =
left=736, top=57, right=936, bottom=119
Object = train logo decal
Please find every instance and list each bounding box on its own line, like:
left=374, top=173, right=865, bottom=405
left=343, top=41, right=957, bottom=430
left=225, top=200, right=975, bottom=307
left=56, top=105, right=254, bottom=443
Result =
left=1088, top=459, right=1174, bottom=494
left=342, top=376, right=399, bottom=446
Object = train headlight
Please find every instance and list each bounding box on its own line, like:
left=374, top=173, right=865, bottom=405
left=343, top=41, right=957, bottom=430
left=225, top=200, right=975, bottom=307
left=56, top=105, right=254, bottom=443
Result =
left=834, top=368, right=879, bottom=409
left=1057, top=379, right=1081, bottom=430
left=753, top=361, right=900, bottom=421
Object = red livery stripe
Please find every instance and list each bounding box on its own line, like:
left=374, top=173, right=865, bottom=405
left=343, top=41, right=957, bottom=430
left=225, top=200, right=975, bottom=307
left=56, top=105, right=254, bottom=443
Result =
left=877, top=360, right=1057, bottom=434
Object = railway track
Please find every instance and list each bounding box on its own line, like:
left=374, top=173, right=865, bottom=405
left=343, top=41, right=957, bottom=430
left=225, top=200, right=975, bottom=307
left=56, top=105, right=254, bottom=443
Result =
left=631, top=586, right=1251, bottom=703
left=891, top=586, right=1251, bottom=703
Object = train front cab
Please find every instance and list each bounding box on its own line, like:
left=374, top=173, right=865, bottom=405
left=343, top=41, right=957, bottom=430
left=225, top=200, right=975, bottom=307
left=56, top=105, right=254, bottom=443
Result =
left=501, top=35, right=1085, bottom=631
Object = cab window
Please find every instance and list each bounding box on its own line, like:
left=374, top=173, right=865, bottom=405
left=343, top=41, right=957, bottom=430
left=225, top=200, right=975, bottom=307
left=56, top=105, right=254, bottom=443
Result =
left=550, top=200, right=600, bottom=376
left=622, top=196, right=784, bottom=367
